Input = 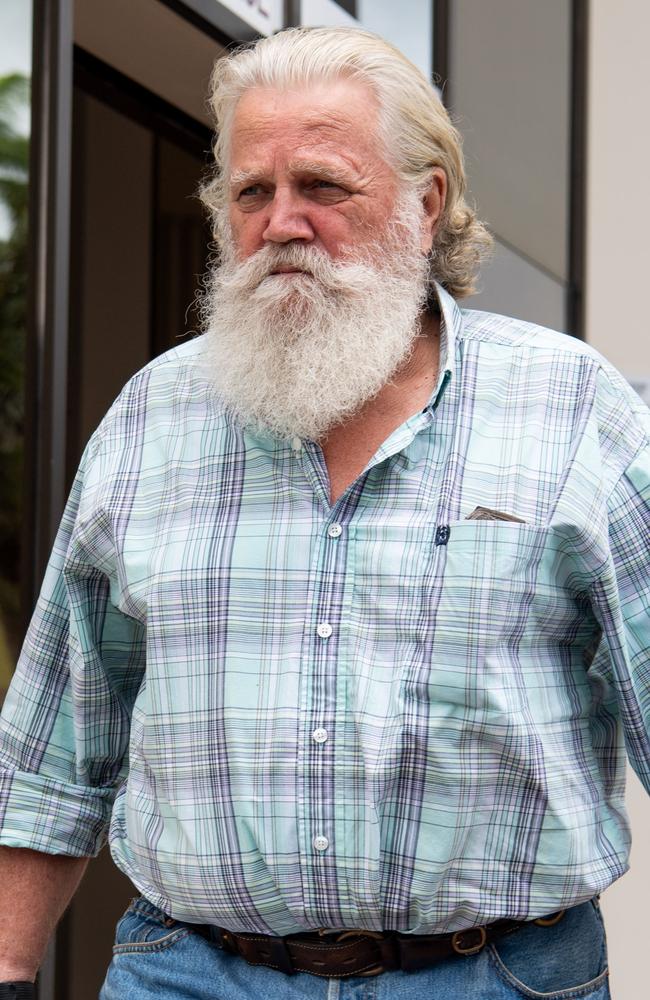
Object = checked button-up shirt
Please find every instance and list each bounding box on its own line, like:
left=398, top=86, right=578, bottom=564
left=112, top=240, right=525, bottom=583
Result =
left=0, top=284, right=649, bottom=936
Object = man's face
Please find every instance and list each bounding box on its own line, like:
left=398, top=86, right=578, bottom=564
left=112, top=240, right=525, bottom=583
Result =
left=200, top=79, right=436, bottom=442
left=227, top=78, right=402, bottom=266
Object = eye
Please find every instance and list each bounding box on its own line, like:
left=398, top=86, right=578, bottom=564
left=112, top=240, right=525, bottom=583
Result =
left=309, top=179, right=342, bottom=191
left=238, top=184, right=264, bottom=199
left=306, top=179, right=349, bottom=202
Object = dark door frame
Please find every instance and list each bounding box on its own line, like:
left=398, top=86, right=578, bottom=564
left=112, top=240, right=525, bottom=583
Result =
left=567, top=0, right=589, bottom=340
left=27, top=0, right=74, bottom=607
left=27, top=2, right=74, bottom=989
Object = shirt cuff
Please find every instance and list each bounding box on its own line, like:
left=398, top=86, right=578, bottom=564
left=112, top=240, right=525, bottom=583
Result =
left=0, top=767, right=115, bottom=857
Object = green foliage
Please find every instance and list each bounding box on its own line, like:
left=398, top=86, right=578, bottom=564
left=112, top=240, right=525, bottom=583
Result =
left=0, top=72, right=29, bottom=448
left=0, top=71, right=29, bottom=684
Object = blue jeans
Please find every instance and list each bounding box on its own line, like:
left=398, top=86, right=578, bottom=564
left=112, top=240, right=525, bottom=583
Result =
left=99, top=896, right=610, bottom=999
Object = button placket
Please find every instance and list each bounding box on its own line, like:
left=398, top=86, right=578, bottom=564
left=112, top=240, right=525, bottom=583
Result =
left=300, top=509, right=355, bottom=906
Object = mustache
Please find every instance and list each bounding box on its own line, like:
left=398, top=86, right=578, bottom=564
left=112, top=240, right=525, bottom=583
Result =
left=216, top=242, right=379, bottom=296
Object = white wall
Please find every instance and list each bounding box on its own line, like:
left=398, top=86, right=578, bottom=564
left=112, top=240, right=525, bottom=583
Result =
left=586, top=0, right=650, bottom=383
left=586, top=4, right=650, bottom=997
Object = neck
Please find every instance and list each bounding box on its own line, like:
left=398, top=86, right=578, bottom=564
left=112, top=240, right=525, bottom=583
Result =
left=392, top=309, right=440, bottom=382
left=318, top=309, right=441, bottom=502
left=352, top=308, right=441, bottom=422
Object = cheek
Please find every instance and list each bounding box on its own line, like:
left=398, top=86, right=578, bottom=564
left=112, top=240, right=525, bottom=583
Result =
left=340, top=200, right=393, bottom=243
left=229, top=211, right=263, bottom=255
left=313, top=207, right=370, bottom=253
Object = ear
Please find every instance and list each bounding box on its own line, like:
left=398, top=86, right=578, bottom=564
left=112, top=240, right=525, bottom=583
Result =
left=420, top=168, right=447, bottom=254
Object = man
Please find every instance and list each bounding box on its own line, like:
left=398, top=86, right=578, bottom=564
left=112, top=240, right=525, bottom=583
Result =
left=0, top=25, right=647, bottom=1000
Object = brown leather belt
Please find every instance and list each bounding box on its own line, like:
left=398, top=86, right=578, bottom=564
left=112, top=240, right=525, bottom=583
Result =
left=188, top=907, right=566, bottom=979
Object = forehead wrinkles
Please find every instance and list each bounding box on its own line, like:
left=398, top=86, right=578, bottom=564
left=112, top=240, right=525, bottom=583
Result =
left=231, top=94, right=383, bottom=151
left=235, top=105, right=369, bottom=135
left=231, top=126, right=381, bottom=171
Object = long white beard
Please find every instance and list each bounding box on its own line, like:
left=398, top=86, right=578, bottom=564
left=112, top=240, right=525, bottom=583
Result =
left=198, top=195, right=430, bottom=441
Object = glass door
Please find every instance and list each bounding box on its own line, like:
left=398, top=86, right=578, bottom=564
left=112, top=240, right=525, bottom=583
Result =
left=62, top=49, right=212, bottom=999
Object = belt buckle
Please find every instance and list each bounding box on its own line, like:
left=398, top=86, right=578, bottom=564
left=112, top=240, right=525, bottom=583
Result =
left=332, top=928, right=384, bottom=942
left=317, top=928, right=386, bottom=977
left=451, top=927, right=487, bottom=956
left=337, top=932, right=385, bottom=978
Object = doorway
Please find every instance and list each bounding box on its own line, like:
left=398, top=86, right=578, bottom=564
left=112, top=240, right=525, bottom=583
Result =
left=61, top=47, right=213, bottom=999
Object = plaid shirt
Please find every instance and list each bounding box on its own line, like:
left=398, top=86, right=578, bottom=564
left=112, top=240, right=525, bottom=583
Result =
left=1, top=284, right=649, bottom=935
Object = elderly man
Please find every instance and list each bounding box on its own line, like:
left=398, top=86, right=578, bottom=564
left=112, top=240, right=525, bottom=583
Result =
left=0, top=26, right=647, bottom=1000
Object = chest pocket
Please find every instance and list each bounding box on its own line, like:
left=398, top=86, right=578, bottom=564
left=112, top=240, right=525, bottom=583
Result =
left=348, top=517, right=594, bottom=717
left=431, top=519, right=565, bottom=649
left=422, top=519, right=594, bottom=716
left=438, top=519, right=549, bottom=590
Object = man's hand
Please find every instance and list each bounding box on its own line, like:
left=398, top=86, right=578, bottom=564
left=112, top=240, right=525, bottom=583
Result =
left=0, top=847, right=89, bottom=981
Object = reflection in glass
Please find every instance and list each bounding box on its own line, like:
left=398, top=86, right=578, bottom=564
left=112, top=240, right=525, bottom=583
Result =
left=0, top=3, right=31, bottom=694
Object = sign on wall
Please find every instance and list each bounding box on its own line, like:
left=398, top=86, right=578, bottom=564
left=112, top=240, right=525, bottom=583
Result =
left=217, top=0, right=284, bottom=36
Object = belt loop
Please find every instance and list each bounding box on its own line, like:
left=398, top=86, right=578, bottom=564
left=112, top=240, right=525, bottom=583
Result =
left=534, top=910, right=566, bottom=928
left=254, top=935, right=296, bottom=975
left=208, top=925, right=227, bottom=949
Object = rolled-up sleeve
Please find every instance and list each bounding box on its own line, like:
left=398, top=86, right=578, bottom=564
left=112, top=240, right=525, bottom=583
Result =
left=0, top=438, right=145, bottom=856
left=590, top=441, right=650, bottom=793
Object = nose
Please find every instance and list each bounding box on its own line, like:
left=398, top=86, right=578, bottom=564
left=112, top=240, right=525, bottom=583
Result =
left=262, top=188, right=314, bottom=245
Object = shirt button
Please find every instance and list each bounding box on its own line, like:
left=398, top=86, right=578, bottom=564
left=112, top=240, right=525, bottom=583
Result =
left=316, top=622, right=333, bottom=639
left=312, top=728, right=328, bottom=743
left=327, top=523, right=343, bottom=538
left=313, top=835, right=329, bottom=851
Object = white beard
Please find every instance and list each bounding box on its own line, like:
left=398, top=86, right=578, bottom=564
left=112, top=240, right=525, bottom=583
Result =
left=198, top=194, right=430, bottom=442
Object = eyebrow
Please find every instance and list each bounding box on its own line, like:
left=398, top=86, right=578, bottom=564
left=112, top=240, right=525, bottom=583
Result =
left=229, top=160, right=356, bottom=189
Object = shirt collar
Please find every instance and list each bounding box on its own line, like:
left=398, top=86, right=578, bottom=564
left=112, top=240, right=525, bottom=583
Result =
left=425, top=281, right=462, bottom=412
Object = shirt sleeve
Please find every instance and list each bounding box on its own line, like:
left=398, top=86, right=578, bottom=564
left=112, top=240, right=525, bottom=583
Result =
left=589, top=440, right=650, bottom=793
left=0, top=437, right=145, bottom=856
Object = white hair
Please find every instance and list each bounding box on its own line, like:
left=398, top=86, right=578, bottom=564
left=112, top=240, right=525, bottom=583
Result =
left=200, top=25, right=492, bottom=298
